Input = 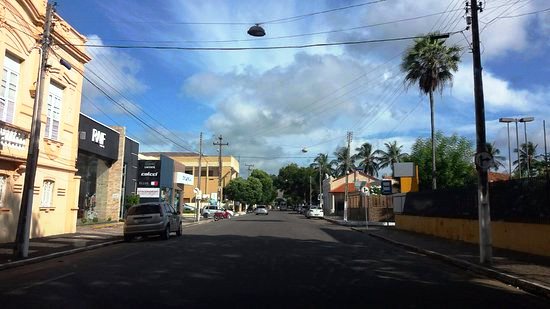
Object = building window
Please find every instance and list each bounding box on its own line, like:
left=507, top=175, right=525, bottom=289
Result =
left=0, top=54, right=20, bottom=124
left=41, top=180, right=54, bottom=208
left=0, top=175, right=7, bottom=207
left=185, top=167, right=194, bottom=175
left=45, top=84, right=63, bottom=140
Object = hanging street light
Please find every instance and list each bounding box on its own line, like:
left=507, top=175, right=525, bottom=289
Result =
left=247, top=24, right=266, bottom=37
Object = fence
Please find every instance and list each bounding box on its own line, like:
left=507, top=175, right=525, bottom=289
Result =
left=347, top=193, right=393, bottom=221
left=402, top=176, right=550, bottom=224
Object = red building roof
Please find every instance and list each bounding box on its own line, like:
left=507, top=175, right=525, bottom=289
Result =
left=330, top=183, right=357, bottom=193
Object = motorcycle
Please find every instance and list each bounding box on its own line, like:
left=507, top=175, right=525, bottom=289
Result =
left=213, top=210, right=231, bottom=221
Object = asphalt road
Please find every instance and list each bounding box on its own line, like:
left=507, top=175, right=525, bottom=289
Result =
left=0, top=211, right=548, bottom=308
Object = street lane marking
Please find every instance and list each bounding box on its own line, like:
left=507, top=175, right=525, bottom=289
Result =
left=5, top=272, right=75, bottom=295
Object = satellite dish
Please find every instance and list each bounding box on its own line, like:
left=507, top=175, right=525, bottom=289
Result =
left=301, top=148, right=308, bottom=153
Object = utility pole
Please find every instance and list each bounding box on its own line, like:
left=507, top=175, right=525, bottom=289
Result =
left=470, top=0, right=492, bottom=264
left=196, top=132, right=203, bottom=222
left=14, top=3, right=55, bottom=258
left=213, top=135, right=228, bottom=206
left=309, top=176, right=312, bottom=205
left=318, top=160, right=323, bottom=209
left=344, top=131, right=352, bottom=222
left=245, top=164, right=254, bottom=177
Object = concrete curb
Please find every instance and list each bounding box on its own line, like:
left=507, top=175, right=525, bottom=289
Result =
left=0, top=239, right=123, bottom=271
left=365, top=231, right=550, bottom=300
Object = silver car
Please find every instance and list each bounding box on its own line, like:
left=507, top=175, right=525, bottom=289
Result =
left=124, top=202, right=182, bottom=241
left=255, top=205, right=268, bottom=215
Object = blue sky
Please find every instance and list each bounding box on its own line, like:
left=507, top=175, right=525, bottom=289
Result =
left=56, top=0, right=550, bottom=176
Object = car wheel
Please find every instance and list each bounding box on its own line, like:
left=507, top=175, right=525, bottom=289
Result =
left=161, top=225, right=170, bottom=240
left=176, top=223, right=183, bottom=236
left=124, top=234, right=132, bottom=242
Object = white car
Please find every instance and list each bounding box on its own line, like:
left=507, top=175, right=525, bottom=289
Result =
left=221, top=208, right=234, bottom=217
left=202, top=205, right=221, bottom=218
left=255, top=205, right=268, bottom=215
left=306, top=206, right=324, bottom=219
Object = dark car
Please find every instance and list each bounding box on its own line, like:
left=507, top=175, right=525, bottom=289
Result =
left=123, top=202, right=182, bottom=241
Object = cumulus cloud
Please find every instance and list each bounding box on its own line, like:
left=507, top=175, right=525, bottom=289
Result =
left=81, top=35, right=148, bottom=114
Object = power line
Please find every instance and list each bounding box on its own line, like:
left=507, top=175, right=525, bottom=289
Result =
left=63, top=32, right=461, bottom=51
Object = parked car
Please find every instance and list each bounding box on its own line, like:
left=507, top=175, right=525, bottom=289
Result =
left=255, top=205, right=268, bottom=215
left=306, top=206, right=324, bottom=219
left=301, top=205, right=311, bottom=216
left=183, top=204, right=196, bottom=211
left=124, top=202, right=182, bottom=241
left=202, top=205, right=221, bottom=218
left=296, top=205, right=303, bottom=214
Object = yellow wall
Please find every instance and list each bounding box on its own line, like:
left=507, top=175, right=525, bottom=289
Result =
left=396, top=215, right=550, bottom=257
left=0, top=0, right=89, bottom=242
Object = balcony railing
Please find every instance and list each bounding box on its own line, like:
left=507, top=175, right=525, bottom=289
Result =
left=0, top=121, right=29, bottom=151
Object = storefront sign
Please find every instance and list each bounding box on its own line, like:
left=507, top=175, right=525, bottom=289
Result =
left=91, top=128, right=106, bottom=148
left=176, top=172, right=194, bottom=185
left=138, top=160, right=161, bottom=188
left=78, top=114, right=120, bottom=161
left=137, top=187, right=160, bottom=198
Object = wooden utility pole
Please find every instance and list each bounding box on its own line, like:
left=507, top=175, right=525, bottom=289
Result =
left=14, top=3, right=55, bottom=258
left=213, top=135, right=228, bottom=205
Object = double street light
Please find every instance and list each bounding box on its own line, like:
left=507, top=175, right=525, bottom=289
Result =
left=499, top=117, right=535, bottom=179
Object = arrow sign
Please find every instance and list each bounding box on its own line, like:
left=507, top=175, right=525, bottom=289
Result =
left=360, top=186, right=370, bottom=196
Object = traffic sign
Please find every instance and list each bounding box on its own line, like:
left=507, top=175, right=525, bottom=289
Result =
left=360, top=186, right=370, bottom=196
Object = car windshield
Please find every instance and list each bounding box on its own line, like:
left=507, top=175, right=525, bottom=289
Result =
left=127, top=204, right=161, bottom=215
left=257, top=206, right=265, bottom=209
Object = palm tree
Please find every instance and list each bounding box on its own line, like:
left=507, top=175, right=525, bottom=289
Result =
left=310, top=153, right=333, bottom=179
left=375, top=141, right=408, bottom=175
left=330, top=146, right=355, bottom=177
left=352, top=142, right=379, bottom=176
left=401, top=33, right=461, bottom=190
left=513, top=142, right=538, bottom=178
left=486, top=142, right=505, bottom=172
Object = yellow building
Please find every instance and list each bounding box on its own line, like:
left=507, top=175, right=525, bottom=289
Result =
left=140, top=152, right=240, bottom=205
left=0, top=0, right=90, bottom=242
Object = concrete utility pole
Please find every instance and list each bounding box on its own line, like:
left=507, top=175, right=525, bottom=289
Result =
left=470, top=0, right=492, bottom=264
left=196, top=132, right=203, bottom=222
left=245, top=164, right=254, bottom=177
left=344, top=131, right=352, bottom=222
left=14, top=2, right=55, bottom=258
left=213, top=135, right=228, bottom=205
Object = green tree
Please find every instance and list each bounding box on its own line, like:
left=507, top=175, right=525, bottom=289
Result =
left=249, top=169, right=276, bottom=205
left=408, top=132, right=476, bottom=190
left=352, top=142, right=379, bottom=176
left=276, top=164, right=315, bottom=206
left=401, top=33, right=461, bottom=190
left=375, top=141, right=408, bottom=176
left=310, top=153, right=333, bottom=178
left=224, top=177, right=248, bottom=205
left=486, top=142, right=505, bottom=171
left=330, top=146, right=355, bottom=177
left=513, top=142, right=538, bottom=178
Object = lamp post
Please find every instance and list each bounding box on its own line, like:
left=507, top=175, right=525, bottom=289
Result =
left=519, top=117, right=534, bottom=178
left=499, top=118, right=515, bottom=179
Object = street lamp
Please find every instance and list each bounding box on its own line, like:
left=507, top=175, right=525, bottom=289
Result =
left=519, top=117, right=534, bottom=178
left=499, top=118, right=515, bottom=179
left=247, top=24, right=265, bottom=37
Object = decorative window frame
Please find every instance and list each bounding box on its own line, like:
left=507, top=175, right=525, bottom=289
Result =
left=45, top=83, right=63, bottom=140
left=0, top=53, right=21, bottom=124
left=40, top=180, right=55, bottom=208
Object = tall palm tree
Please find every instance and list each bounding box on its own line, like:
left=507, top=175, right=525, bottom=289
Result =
left=330, top=146, right=355, bottom=177
left=401, top=33, right=461, bottom=190
left=513, top=142, right=538, bottom=178
left=352, top=142, right=379, bottom=176
left=310, top=153, right=333, bottom=179
left=375, top=141, right=408, bottom=175
left=486, top=142, right=505, bottom=172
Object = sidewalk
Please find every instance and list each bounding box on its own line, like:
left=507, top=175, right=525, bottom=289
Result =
left=324, top=217, right=550, bottom=300
left=0, top=216, right=212, bottom=271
